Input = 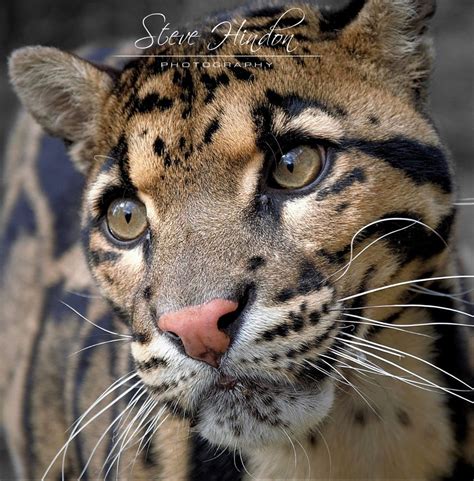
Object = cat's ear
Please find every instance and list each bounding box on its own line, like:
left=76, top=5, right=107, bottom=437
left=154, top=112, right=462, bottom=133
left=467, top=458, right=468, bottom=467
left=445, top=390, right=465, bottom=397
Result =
left=319, top=0, right=436, bottom=102
left=8, top=46, right=118, bottom=172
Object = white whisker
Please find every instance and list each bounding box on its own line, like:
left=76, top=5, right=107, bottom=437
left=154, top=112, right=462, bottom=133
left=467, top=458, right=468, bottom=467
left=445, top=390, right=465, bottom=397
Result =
left=42, top=380, right=142, bottom=480
left=342, top=333, right=473, bottom=390
left=61, top=301, right=131, bottom=338
left=338, top=275, right=474, bottom=303
left=70, top=338, right=129, bottom=356
left=340, top=303, right=473, bottom=319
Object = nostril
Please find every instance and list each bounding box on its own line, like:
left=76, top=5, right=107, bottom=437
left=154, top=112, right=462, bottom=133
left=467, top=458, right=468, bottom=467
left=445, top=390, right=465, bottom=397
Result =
left=217, top=309, right=240, bottom=330
left=217, top=285, right=252, bottom=331
left=164, top=331, right=183, bottom=347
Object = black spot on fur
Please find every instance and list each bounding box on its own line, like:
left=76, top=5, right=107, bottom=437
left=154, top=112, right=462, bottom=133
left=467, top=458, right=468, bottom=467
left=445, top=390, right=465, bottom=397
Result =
left=153, top=137, right=165, bottom=156
left=204, top=118, right=220, bottom=144
left=248, top=256, right=266, bottom=271
left=354, top=410, right=366, bottom=425
left=309, top=311, right=321, bottom=325
left=368, top=115, right=380, bottom=125
left=135, top=357, right=168, bottom=371
left=397, top=409, right=411, bottom=426
left=319, top=0, right=367, bottom=33
left=132, top=331, right=151, bottom=344
left=289, top=311, right=305, bottom=332
left=229, top=64, right=254, bottom=81
left=336, top=202, right=350, bottom=213
left=135, top=93, right=173, bottom=113
left=201, top=72, right=230, bottom=103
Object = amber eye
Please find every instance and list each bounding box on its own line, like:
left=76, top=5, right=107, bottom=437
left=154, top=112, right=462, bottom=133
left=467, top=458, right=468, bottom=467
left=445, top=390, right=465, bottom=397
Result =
left=106, top=199, right=148, bottom=242
left=271, top=146, right=324, bottom=190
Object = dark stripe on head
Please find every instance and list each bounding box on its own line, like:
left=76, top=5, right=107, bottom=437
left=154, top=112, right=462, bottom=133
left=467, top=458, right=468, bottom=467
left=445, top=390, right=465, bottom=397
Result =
left=89, top=249, right=120, bottom=266
left=110, top=134, right=136, bottom=192
left=342, top=136, right=452, bottom=192
left=266, top=89, right=347, bottom=118
left=316, top=167, right=366, bottom=201
left=319, top=0, right=367, bottom=34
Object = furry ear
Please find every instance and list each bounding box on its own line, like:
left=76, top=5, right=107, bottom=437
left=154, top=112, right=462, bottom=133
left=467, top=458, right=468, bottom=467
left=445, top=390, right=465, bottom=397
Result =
left=320, top=0, right=437, bottom=102
left=8, top=46, right=116, bottom=172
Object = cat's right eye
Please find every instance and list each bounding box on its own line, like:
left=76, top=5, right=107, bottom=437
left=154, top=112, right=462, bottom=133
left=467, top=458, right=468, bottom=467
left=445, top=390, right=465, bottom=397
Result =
left=106, top=198, right=148, bottom=242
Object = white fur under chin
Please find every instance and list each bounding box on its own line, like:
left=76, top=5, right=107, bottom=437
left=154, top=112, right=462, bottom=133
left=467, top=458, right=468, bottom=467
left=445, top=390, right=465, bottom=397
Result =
left=196, top=380, right=335, bottom=450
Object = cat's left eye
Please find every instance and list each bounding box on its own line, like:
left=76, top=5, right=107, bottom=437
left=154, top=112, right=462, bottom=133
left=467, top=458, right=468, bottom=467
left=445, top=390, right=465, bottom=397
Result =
left=106, top=198, right=148, bottom=242
left=270, top=145, right=325, bottom=190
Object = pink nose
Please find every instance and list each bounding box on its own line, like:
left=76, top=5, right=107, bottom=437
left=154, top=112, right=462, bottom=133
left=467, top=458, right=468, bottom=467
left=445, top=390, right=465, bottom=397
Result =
left=157, top=299, right=238, bottom=367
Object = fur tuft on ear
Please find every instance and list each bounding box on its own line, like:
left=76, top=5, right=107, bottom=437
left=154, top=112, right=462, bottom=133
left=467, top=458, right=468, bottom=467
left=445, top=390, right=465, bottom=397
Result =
left=325, top=0, right=437, bottom=102
left=8, top=46, right=116, bottom=172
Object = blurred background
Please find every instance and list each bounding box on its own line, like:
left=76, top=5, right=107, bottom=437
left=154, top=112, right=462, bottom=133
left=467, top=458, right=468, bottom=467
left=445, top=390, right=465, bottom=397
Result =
left=0, top=0, right=472, bottom=477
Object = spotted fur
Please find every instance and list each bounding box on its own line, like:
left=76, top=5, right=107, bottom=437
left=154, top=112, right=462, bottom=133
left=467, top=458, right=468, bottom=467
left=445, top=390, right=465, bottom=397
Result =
left=1, top=0, right=473, bottom=479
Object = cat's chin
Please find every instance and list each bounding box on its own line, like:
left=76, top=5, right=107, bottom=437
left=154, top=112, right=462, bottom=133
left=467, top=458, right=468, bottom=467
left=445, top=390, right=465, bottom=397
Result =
left=193, top=377, right=335, bottom=449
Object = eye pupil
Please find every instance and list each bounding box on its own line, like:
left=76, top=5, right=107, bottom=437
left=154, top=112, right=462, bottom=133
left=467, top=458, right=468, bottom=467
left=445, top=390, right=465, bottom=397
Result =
left=125, top=212, right=132, bottom=224
left=270, top=145, right=324, bottom=190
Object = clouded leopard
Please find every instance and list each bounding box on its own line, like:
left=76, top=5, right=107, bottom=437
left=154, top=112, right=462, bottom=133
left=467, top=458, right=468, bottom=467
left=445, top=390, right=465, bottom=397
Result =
left=1, top=0, right=473, bottom=479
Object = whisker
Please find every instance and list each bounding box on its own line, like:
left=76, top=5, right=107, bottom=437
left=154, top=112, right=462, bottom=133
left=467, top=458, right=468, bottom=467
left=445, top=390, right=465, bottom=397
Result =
left=338, top=314, right=474, bottom=330
left=339, top=341, right=473, bottom=404
left=311, top=423, right=332, bottom=477
left=104, top=396, right=159, bottom=477
left=42, top=379, right=142, bottom=480
left=329, top=346, right=443, bottom=393
left=61, top=301, right=132, bottom=338
left=338, top=275, right=474, bottom=303
left=280, top=427, right=298, bottom=470
left=330, top=219, right=416, bottom=283
left=337, top=314, right=432, bottom=338
left=70, top=338, right=129, bottom=356
left=238, top=448, right=256, bottom=480
left=69, top=371, right=138, bottom=433
left=318, top=356, right=381, bottom=419
left=64, top=290, right=102, bottom=299
left=409, top=285, right=474, bottom=306
left=342, top=333, right=474, bottom=390
left=339, top=303, right=473, bottom=319
left=77, top=386, right=147, bottom=480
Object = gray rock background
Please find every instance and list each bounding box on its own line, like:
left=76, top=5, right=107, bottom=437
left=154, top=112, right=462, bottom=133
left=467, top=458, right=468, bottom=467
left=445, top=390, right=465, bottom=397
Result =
left=0, top=0, right=472, bottom=477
